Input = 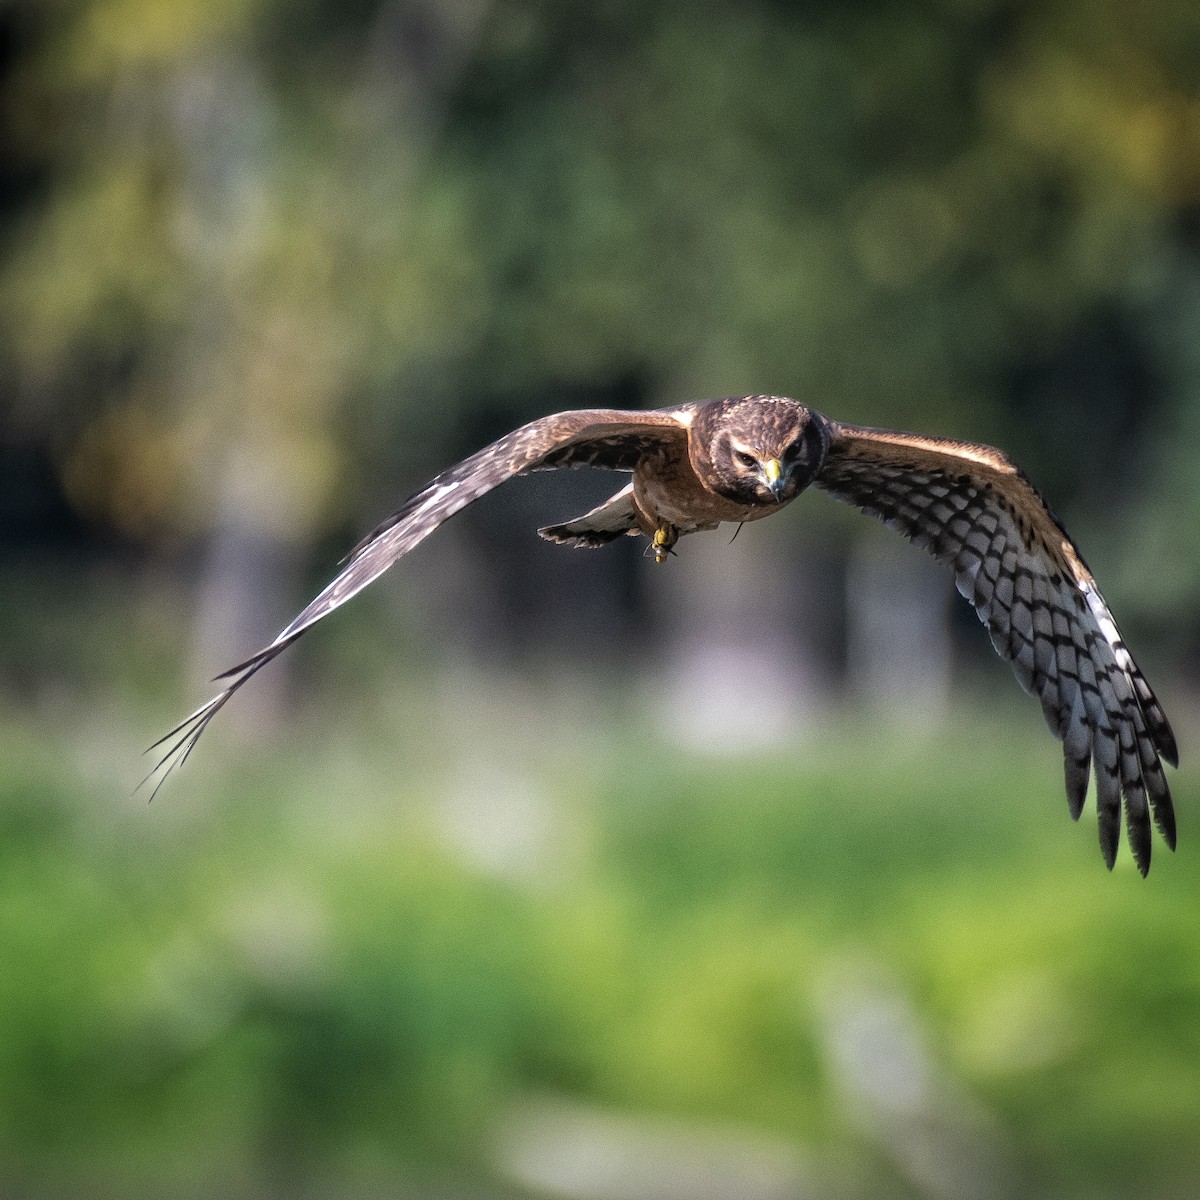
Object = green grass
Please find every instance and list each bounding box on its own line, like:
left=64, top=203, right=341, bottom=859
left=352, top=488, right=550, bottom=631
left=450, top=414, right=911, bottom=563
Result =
left=0, top=690, right=1195, bottom=1197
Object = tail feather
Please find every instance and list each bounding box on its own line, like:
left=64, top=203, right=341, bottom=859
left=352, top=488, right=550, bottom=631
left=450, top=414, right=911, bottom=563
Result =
left=538, top=483, right=641, bottom=548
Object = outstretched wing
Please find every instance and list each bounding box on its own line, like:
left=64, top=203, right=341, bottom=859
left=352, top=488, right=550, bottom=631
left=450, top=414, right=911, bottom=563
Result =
left=814, top=421, right=1177, bottom=875
left=147, top=405, right=694, bottom=792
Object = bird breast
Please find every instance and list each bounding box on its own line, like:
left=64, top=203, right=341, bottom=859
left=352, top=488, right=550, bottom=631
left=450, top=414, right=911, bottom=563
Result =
left=632, top=450, right=776, bottom=531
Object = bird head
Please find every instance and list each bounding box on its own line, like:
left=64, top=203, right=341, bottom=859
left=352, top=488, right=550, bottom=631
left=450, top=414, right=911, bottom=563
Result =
left=693, top=396, right=830, bottom=506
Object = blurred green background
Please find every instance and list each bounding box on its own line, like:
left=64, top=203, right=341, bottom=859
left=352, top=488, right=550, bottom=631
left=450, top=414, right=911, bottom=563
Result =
left=2, top=0, right=1200, bottom=1196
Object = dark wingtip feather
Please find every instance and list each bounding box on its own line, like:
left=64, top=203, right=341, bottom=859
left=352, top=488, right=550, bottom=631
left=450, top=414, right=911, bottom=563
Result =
left=1161, top=727, right=1180, bottom=770
left=211, top=628, right=310, bottom=683
left=1098, top=808, right=1120, bottom=870
left=137, top=702, right=217, bottom=802
left=1130, top=668, right=1179, bottom=767
left=212, top=646, right=274, bottom=681
left=1153, top=790, right=1177, bottom=852
left=1064, top=753, right=1090, bottom=821
left=1126, top=803, right=1152, bottom=878
left=145, top=694, right=219, bottom=753
left=1151, top=708, right=1180, bottom=768
left=142, top=648, right=281, bottom=798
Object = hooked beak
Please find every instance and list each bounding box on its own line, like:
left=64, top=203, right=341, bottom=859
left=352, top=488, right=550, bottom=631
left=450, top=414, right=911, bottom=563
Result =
left=761, top=457, right=786, bottom=499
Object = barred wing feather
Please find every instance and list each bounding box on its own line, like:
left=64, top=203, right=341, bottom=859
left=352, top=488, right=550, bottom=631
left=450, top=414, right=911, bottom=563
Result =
left=815, top=422, right=1177, bottom=875
left=146, top=406, right=693, bottom=794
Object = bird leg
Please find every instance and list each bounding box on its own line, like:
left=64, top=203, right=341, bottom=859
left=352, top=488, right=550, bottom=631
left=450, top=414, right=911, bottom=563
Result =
left=651, top=522, right=679, bottom=564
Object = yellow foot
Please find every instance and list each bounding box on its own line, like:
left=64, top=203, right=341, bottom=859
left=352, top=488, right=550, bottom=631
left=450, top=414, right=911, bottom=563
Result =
left=651, top=524, right=678, bottom=564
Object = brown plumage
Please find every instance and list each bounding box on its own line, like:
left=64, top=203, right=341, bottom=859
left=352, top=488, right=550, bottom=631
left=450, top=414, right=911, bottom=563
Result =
left=149, top=395, right=1178, bottom=875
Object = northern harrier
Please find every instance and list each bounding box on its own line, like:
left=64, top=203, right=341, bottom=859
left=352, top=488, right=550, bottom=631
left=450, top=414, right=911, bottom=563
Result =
left=151, top=396, right=1178, bottom=874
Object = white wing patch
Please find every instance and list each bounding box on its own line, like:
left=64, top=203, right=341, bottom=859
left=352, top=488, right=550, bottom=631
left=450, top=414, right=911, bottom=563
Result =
left=416, top=479, right=461, bottom=513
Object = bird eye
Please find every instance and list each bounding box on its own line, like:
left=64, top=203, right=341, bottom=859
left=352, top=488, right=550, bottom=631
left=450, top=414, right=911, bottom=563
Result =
left=782, top=442, right=801, bottom=463
left=735, top=450, right=757, bottom=470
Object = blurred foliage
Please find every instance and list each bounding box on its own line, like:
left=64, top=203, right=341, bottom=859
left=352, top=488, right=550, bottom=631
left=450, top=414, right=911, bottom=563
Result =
left=0, top=695, right=1197, bottom=1197
left=4, top=0, right=1200, bottom=602
left=2, top=1, right=1200, bottom=1196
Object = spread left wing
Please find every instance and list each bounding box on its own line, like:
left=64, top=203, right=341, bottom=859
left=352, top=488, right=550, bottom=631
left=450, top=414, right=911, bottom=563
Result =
left=146, top=405, right=695, bottom=793
left=814, top=420, right=1177, bottom=875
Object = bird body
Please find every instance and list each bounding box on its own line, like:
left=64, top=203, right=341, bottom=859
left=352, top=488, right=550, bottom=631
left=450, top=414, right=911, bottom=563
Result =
left=544, top=396, right=825, bottom=554
left=630, top=440, right=768, bottom=536
left=150, top=395, right=1178, bottom=875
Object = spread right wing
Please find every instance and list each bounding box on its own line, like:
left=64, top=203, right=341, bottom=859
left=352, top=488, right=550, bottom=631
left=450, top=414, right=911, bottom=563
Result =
left=815, top=420, right=1177, bottom=875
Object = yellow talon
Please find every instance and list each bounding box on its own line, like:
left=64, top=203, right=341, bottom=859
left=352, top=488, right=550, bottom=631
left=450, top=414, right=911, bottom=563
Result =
left=652, top=524, right=677, bottom=564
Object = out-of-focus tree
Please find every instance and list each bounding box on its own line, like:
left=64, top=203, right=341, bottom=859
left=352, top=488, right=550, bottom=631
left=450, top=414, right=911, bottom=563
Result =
left=4, top=0, right=485, bottom=536
left=3, top=0, right=1200, bottom=664
left=2, top=0, right=488, bottom=691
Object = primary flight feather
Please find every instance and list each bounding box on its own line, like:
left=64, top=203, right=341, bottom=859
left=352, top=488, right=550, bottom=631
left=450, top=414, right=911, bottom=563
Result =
left=150, top=396, right=1178, bottom=874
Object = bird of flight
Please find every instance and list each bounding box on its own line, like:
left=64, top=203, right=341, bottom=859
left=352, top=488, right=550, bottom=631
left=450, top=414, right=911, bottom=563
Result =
left=150, top=396, right=1177, bottom=874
